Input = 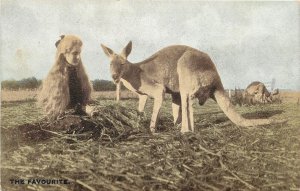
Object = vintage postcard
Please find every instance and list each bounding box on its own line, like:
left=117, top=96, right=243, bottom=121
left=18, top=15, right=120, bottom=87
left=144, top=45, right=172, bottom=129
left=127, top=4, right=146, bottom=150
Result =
left=1, top=1, right=299, bottom=191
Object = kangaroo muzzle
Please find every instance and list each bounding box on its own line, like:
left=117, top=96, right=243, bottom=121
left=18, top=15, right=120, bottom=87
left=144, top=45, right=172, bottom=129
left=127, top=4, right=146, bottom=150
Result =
left=112, top=74, right=120, bottom=83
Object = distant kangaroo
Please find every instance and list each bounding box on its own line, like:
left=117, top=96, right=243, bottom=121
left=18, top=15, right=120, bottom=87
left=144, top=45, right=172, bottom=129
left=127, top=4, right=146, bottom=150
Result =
left=101, top=41, right=285, bottom=133
left=244, top=81, right=272, bottom=104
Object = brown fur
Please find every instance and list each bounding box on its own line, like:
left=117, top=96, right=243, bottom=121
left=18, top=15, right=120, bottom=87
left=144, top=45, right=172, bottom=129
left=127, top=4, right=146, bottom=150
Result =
left=101, top=42, right=285, bottom=133
left=244, top=81, right=272, bottom=103
left=38, top=35, right=92, bottom=120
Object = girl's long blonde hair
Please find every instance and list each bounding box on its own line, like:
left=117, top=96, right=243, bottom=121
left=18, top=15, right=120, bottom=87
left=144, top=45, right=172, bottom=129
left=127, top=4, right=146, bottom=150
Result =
left=38, top=35, right=92, bottom=119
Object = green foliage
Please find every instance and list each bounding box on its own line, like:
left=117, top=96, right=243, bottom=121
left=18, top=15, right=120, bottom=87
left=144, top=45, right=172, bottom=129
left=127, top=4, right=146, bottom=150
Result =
left=1, top=78, right=125, bottom=91
left=1, top=77, right=42, bottom=90
left=92, top=79, right=116, bottom=91
left=92, top=79, right=126, bottom=91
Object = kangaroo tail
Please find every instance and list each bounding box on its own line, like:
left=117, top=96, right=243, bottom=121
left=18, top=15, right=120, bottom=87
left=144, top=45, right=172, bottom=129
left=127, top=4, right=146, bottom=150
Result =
left=214, top=89, right=286, bottom=127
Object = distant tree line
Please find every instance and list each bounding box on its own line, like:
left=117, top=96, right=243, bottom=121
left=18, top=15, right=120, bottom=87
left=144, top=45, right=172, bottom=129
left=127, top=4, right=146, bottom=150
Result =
left=92, top=79, right=114, bottom=91
left=1, top=77, right=125, bottom=91
left=92, top=79, right=126, bottom=91
left=1, top=77, right=42, bottom=90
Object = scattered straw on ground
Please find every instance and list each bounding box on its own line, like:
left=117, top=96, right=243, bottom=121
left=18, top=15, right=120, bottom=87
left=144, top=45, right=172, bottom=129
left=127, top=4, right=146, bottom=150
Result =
left=1, top=101, right=300, bottom=191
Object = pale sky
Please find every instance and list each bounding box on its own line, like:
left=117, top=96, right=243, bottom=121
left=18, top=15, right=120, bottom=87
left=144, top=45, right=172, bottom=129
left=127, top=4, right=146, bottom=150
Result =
left=1, top=0, right=299, bottom=90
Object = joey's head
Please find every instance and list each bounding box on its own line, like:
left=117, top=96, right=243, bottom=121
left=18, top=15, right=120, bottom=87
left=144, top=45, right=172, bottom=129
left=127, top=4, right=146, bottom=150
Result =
left=55, top=35, right=83, bottom=67
left=101, top=41, right=132, bottom=83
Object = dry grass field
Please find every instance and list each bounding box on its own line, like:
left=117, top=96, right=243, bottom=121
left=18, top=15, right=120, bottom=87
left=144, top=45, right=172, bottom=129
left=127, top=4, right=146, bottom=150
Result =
left=1, top=90, right=300, bottom=103
left=1, top=90, right=300, bottom=191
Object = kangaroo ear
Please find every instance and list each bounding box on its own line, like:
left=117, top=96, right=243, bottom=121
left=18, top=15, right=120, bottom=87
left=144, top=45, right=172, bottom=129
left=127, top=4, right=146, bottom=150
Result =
left=121, top=41, right=132, bottom=59
left=101, top=44, right=114, bottom=58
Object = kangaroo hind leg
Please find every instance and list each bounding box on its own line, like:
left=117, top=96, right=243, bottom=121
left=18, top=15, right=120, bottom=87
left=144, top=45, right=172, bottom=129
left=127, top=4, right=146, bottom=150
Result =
left=179, top=91, right=194, bottom=133
left=177, top=53, right=196, bottom=133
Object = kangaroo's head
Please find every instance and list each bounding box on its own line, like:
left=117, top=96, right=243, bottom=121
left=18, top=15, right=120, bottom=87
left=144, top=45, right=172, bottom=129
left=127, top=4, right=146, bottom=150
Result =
left=101, top=41, right=132, bottom=83
left=272, top=88, right=279, bottom=95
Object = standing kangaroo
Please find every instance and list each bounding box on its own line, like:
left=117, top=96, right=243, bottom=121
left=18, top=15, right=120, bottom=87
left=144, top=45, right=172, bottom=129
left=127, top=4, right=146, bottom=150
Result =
left=101, top=41, right=285, bottom=133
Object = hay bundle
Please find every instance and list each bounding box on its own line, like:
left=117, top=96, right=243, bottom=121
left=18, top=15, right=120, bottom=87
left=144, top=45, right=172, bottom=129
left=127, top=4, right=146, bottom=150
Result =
left=2, top=104, right=142, bottom=148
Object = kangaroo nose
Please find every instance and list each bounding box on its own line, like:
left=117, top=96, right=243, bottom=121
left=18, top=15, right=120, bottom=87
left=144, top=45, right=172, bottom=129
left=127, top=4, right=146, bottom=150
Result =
left=112, top=74, right=118, bottom=80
